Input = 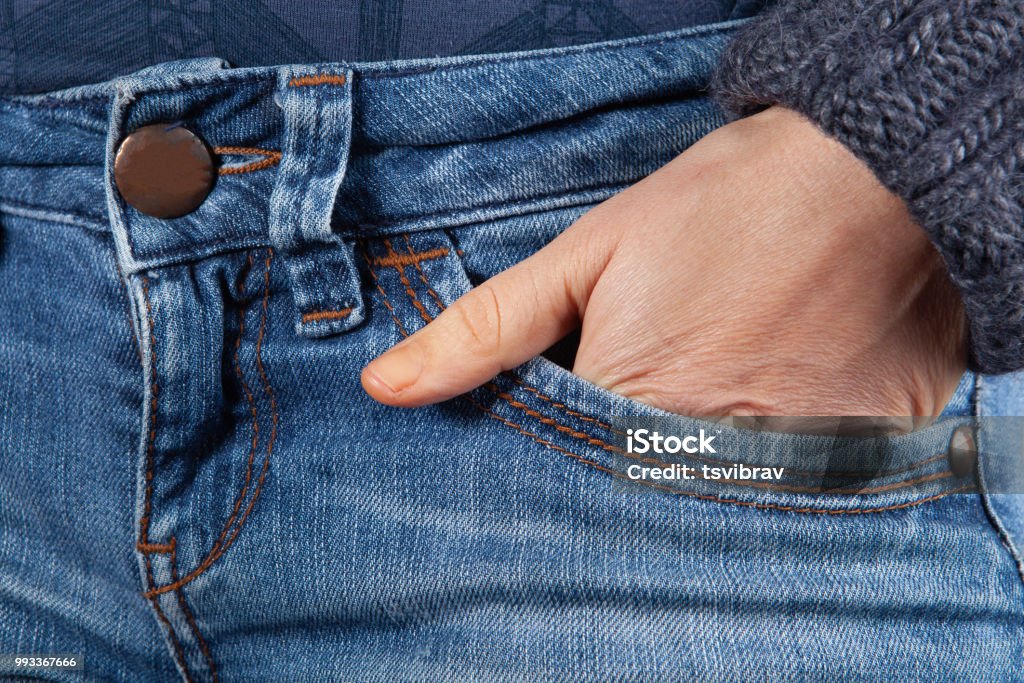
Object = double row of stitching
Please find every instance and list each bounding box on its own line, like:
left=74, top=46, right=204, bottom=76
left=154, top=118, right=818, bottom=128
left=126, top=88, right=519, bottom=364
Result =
left=485, top=379, right=956, bottom=494
left=467, top=394, right=975, bottom=514
left=145, top=249, right=278, bottom=599
left=365, top=236, right=970, bottom=513
left=510, top=371, right=950, bottom=480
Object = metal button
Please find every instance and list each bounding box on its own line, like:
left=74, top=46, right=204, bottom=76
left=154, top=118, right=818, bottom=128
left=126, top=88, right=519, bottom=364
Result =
left=113, top=123, right=214, bottom=218
left=947, top=424, right=978, bottom=478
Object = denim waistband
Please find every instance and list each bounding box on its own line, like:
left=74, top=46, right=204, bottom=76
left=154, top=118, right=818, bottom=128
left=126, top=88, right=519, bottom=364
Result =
left=0, top=19, right=737, bottom=253
left=0, top=20, right=737, bottom=334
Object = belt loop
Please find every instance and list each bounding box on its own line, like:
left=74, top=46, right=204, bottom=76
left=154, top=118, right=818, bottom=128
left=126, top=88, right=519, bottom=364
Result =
left=269, top=66, right=364, bottom=337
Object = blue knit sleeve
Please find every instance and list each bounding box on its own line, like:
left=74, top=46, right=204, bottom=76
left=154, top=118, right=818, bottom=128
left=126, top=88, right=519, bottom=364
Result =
left=711, top=0, right=1024, bottom=374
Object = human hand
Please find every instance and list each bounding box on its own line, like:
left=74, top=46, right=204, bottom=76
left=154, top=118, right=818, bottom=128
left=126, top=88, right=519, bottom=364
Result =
left=361, top=107, right=967, bottom=418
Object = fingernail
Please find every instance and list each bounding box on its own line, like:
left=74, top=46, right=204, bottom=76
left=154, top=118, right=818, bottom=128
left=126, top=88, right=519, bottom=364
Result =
left=365, top=342, right=423, bottom=394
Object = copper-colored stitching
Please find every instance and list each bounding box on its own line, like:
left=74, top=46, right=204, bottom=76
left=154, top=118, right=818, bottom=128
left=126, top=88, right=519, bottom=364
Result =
left=213, top=146, right=282, bottom=175
left=137, top=540, right=175, bottom=554
left=402, top=235, right=446, bottom=311
left=384, top=233, right=963, bottom=510
left=171, top=542, right=218, bottom=683
left=139, top=278, right=193, bottom=682
left=145, top=249, right=277, bottom=599
left=467, top=395, right=973, bottom=514
left=301, top=308, right=353, bottom=323
left=508, top=375, right=949, bottom=480
left=382, top=239, right=432, bottom=324
left=362, top=247, right=410, bottom=337
left=183, top=249, right=261, bottom=573
left=369, top=247, right=450, bottom=271
left=288, top=73, right=347, bottom=87
left=511, top=375, right=625, bottom=434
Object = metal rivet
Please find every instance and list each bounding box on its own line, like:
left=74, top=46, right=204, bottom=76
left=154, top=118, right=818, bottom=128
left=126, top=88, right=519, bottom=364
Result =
left=947, top=424, right=977, bottom=478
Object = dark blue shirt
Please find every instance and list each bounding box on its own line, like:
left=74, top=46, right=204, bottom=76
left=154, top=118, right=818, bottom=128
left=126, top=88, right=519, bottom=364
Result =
left=0, top=0, right=764, bottom=94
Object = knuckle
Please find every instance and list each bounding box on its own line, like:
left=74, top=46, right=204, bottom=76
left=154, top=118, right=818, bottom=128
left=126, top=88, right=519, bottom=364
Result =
left=451, top=283, right=503, bottom=356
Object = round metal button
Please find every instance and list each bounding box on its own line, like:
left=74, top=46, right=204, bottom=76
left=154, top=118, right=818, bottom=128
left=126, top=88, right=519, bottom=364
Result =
left=113, top=123, right=214, bottom=218
left=947, top=424, right=978, bottom=478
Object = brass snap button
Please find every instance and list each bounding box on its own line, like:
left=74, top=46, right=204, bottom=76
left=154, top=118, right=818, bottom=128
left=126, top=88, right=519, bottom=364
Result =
left=947, top=424, right=978, bottom=478
left=113, top=123, right=214, bottom=218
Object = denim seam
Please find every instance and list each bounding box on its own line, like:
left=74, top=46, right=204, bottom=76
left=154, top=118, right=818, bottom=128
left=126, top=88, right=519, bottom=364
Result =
left=170, top=543, right=219, bottom=682
left=352, top=22, right=736, bottom=79
left=0, top=200, right=106, bottom=230
left=128, top=236, right=272, bottom=272
left=362, top=244, right=411, bottom=337
left=975, top=375, right=1024, bottom=586
left=138, top=276, right=195, bottom=682
left=377, top=234, right=972, bottom=512
left=507, top=372, right=952, bottom=479
left=10, top=20, right=734, bottom=108
left=484, top=379, right=957, bottom=495
left=353, top=182, right=629, bottom=236
left=382, top=238, right=433, bottom=324
left=145, top=249, right=278, bottom=599
left=401, top=234, right=447, bottom=311
left=114, top=261, right=144, bottom=368
left=464, top=392, right=975, bottom=514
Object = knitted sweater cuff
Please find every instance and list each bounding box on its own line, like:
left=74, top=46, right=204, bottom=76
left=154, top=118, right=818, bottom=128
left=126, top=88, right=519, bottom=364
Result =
left=712, top=0, right=1024, bottom=374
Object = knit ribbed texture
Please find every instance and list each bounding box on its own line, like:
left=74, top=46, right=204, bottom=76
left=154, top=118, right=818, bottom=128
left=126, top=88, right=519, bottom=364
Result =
left=712, top=0, right=1024, bottom=374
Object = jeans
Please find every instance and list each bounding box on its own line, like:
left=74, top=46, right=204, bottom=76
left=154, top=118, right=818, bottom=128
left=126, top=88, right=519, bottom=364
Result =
left=1, top=19, right=1022, bottom=682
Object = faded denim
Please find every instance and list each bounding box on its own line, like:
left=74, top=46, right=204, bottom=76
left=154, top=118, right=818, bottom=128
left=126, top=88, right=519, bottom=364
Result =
left=0, top=20, right=1022, bottom=682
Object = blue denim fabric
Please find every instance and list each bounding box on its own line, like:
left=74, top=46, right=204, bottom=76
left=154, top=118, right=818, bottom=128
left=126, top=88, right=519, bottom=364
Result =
left=0, top=20, right=1022, bottom=682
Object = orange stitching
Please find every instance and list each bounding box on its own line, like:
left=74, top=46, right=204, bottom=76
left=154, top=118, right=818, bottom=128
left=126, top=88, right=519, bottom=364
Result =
left=508, top=376, right=949, bottom=480
left=137, top=539, right=175, bottom=554
left=402, top=235, right=446, bottom=311
left=382, top=239, right=432, bottom=324
left=213, top=146, right=282, bottom=175
left=190, top=249, right=261, bottom=579
left=224, top=248, right=279, bottom=557
left=510, top=376, right=625, bottom=435
left=171, top=542, right=218, bottom=682
left=146, top=250, right=278, bottom=598
left=487, top=382, right=953, bottom=495
left=369, top=247, right=450, bottom=270
left=508, top=377, right=949, bottom=479
left=288, top=73, right=347, bottom=87
left=301, top=308, right=353, bottom=323
left=362, top=247, right=410, bottom=337
left=467, top=396, right=973, bottom=514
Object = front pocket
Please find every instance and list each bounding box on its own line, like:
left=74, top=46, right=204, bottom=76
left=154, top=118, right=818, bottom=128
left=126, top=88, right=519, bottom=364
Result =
left=358, top=215, right=978, bottom=516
